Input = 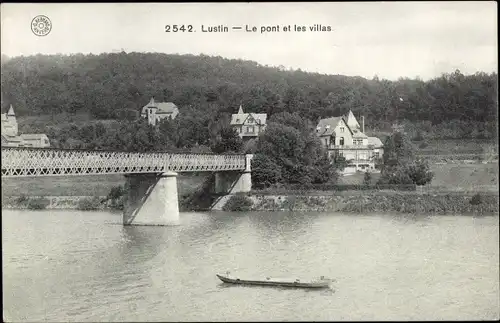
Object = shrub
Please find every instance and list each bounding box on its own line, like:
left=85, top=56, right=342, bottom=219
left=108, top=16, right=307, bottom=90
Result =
left=363, top=172, right=372, bottom=185
left=109, top=196, right=125, bottom=210
left=16, top=195, right=28, bottom=204
left=470, top=193, right=482, bottom=205
left=418, top=142, right=429, bottom=149
left=77, top=196, right=102, bottom=210
left=222, top=195, right=253, bottom=211
left=107, top=185, right=125, bottom=200
left=27, top=197, right=50, bottom=210
left=277, top=183, right=417, bottom=191
left=407, top=160, right=434, bottom=186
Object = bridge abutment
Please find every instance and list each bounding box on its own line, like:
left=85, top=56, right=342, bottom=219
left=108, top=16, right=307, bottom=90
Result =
left=123, top=171, right=180, bottom=226
left=214, top=171, right=252, bottom=194
left=214, top=154, right=253, bottom=194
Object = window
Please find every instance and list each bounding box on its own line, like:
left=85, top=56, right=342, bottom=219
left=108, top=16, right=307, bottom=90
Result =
left=236, top=118, right=240, bottom=123
left=339, top=137, right=344, bottom=146
left=44, top=139, right=49, bottom=145
left=247, top=126, right=255, bottom=133
left=374, top=152, right=380, bottom=158
left=340, top=127, right=345, bottom=133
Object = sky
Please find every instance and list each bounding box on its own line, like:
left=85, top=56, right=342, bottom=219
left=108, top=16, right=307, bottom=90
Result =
left=1, top=2, right=497, bottom=80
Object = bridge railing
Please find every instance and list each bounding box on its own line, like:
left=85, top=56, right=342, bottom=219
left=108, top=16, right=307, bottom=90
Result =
left=1, top=147, right=247, bottom=177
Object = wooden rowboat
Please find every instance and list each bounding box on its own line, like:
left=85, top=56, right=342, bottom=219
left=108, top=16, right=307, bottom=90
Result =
left=216, top=273, right=331, bottom=289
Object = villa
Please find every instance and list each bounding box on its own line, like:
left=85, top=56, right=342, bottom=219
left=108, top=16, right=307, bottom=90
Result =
left=316, top=110, right=383, bottom=173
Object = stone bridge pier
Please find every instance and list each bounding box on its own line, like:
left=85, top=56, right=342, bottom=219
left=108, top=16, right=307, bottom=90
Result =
left=123, top=154, right=253, bottom=226
left=123, top=171, right=180, bottom=226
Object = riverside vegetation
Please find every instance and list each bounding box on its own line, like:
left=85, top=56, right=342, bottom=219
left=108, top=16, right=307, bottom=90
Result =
left=2, top=185, right=126, bottom=211
left=221, top=192, right=498, bottom=215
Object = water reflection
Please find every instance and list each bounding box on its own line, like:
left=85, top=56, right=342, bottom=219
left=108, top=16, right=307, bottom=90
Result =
left=248, top=211, right=314, bottom=248
left=387, top=212, right=433, bottom=225
left=2, top=210, right=499, bottom=322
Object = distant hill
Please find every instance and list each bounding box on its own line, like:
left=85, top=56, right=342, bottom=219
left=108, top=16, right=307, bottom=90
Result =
left=1, top=52, right=497, bottom=138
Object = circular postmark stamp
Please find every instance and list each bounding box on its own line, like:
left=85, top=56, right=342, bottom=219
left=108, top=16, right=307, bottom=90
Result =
left=31, top=15, right=52, bottom=36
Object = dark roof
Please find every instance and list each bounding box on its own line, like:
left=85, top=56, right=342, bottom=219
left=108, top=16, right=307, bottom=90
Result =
left=230, top=112, right=267, bottom=126
left=141, top=98, right=178, bottom=115
left=316, top=117, right=343, bottom=136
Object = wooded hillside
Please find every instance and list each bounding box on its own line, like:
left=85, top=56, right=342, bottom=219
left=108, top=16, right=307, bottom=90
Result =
left=1, top=52, right=497, bottom=139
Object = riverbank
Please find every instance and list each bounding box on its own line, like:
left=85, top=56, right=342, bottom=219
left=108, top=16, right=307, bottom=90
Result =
left=3, top=190, right=498, bottom=216
left=214, top=191, right=499, bottom=215
left=1, top=195, right=119, bottom=210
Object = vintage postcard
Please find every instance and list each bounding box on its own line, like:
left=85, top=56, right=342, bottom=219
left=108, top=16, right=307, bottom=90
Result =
left=1, top=2, right=498, bottom=322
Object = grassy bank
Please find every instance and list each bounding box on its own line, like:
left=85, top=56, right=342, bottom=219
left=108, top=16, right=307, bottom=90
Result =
left=1, top=173, right=208, bottom=197
left=1, top=173, right=209, bottom=211
left=337, top=162, right=498, bottom=192
left=414, top=139, right=497, bottom=156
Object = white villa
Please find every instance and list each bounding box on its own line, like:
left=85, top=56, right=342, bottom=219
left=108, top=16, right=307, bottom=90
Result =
left=230, top=105, right=267, bottom=140
left=141, top=98, right=179, bottom=126
left=316, top=110, right=383, bottom=173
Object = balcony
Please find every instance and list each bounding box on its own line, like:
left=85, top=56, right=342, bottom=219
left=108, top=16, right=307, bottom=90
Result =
left=238, top=132, right=259, bottom=137
left=328, top=144, right=375, bottom=150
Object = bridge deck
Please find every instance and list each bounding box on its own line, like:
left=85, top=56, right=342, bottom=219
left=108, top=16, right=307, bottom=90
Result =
left=1, top=147, right=247, bottom=177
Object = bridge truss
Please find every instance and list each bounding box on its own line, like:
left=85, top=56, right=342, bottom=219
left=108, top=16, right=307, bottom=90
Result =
left=1, top=148, right=247, bottom=178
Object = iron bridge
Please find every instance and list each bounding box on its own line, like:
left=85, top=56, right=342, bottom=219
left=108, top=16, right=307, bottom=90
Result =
left=1, top=147, right=248, bottom=178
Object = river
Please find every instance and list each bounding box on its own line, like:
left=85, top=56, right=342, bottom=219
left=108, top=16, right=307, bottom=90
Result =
left=2, top=210, right=499, bottom=321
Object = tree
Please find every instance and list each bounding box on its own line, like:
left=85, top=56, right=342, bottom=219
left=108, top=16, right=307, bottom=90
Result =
left=251, top=153, right=282, bottom=189
left=210, top=126, right=243, bottom=154
left=254, top=113, right=338, bottom=187
left=363, top=171, right=372, bottom=185
left=379, top=131, right=434, bottom=186
left=407, top=159, right=434, bottom=186
left=332, top=155, right=350, bottom=172
left=382, top=130, right=415, bottom=168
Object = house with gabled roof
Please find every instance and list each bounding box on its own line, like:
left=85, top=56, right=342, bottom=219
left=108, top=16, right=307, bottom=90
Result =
left=141, top=98, right=179, bottom=126
left=230, top=105, right=267, bottom=139
left=316, top=110, right=383, bottom=173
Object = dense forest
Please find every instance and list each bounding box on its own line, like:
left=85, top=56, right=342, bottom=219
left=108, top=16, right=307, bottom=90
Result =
left=1, top=52, right=498, bottom=142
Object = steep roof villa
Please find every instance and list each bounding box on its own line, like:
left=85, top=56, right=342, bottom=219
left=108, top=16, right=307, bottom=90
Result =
left=230, top=105, right=267, bottom=139
left=1, top=105, right=50, bottom=148
left=141, top=98, right=179, bottom=126
left=316, top=110, right=383, bottom=174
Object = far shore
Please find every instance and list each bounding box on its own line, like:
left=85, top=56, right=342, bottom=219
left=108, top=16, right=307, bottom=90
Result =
left=2, top=190, right=498, bottom=216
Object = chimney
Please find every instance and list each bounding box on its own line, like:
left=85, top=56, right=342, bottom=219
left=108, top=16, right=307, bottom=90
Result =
left=362, top=116, right=365, bottom=133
